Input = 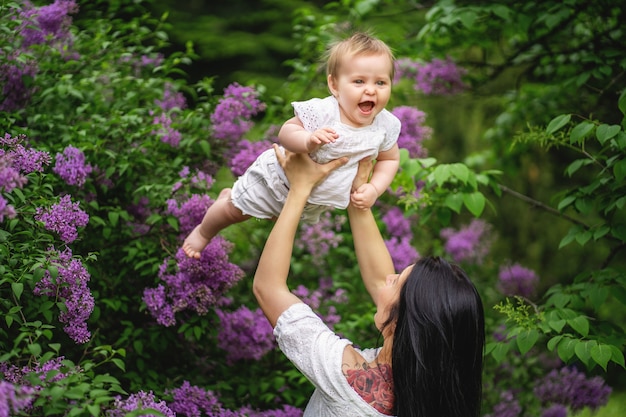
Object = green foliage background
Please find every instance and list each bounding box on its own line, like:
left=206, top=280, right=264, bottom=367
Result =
left=1, top=0, right=626, bottom=415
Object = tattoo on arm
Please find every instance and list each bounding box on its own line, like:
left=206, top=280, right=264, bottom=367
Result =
left=343, top=363, right=394, bottom=415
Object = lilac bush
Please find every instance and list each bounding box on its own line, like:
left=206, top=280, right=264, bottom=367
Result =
left=498, top=263, right=539, bottom=298
left=53, top=146, right=93, bottom=187
left=391, top=106, right=432, bottom=158
left=534, top=366, right=612, bottom=412
left=440, top=219, right=492, bottom=264
left=35, top=194, right=89, bottom=244
left=216, top=306, right=276, bottom=363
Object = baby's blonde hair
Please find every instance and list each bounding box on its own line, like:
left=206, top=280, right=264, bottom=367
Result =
left=324, top=32, right=395, bottom=81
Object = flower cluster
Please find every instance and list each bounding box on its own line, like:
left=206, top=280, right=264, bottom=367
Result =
left=291, top=278, right=346, bottom=329
left=53, top=145, right=93, bottom=187
left=498, top=263, right=539, bottom=298
left=391, top=106, right=432, bottom=158
left=395, top=57, right=467, bottom=96
left=210, top=83, right=266, bottom=142
left=484, top=390, right=521, bottom=417
left=35, top=194, right=89, bottom=244
left=143, top=245, right=244, bottom=327
left=0, top=380, right=35, bottom=416
left=1, top=1, right=78, bottom=111
left=1, top=133, right=51, bottom=174
left=440, top=219, right=492, bottom=264
left=33, top=247, right=94, bottom=344
left=19, top=0, right=78, bottom=48
left=216, top=306, right=276, bottom=363
left=151, top=83, right=187, bottom=147
left=381, top=206, right=419, bottom=271
left=295, top=211, right=345, bottom=267
left=534, top=366, right=612, bottom=412
left=107, top=391, right=175, bottom=417
left=229, top=138, right=274, bottom=176
left=166, top=193, right=213, bottom=238
left=166, top=381, right=225, bottom=417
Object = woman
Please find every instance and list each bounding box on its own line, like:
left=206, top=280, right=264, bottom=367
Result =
left=253, top=145, right=485, bottom=417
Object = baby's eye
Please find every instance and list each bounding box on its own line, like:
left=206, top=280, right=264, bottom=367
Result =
left=376, top=80, right=387, bottom=86
left=354, top=79, right=364, bottom=84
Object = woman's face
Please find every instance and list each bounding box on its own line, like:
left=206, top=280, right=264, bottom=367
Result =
left=374, top=263, right=414, bottom=333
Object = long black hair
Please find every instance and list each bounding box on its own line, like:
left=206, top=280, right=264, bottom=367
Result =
left=384, top=256, right=485, bottom=417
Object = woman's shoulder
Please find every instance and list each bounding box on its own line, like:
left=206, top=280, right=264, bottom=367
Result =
left=341, top=347, right=395, bottom=416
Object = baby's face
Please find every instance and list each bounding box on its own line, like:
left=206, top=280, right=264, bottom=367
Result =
left=328, top=53, right=393, bottom=128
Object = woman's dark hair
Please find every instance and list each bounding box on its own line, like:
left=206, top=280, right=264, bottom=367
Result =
left=383, top=256, right=485, bottom=417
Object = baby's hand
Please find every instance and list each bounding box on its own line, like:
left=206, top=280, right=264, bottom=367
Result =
left=307, top=127, right=338, bottom=152
left=350, top=183, right=378, bottom=210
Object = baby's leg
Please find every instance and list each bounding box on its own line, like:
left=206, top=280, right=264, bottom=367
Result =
left=182, top=188, right=250, bottom=259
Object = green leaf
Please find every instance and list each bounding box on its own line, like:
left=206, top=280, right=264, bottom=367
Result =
left=557, top=195, right=576, bottom=211
left=567, top=316, right=589, bottom=337
left=548, top=319, right=566, bottom=332
left=557, top=338, right=578, bottom=362
left=565, top=159, right=587, bottom=177
left=610, top=345, right=626, bottom=368
left=462, top=192, right=485, bottom=217
left=108, top=211, right=119, bottom=227
left=444, top=193, right=463, bottom=213
left=547, top=335, right=563, bottom=351
left=596, top=124, right=621, bottom=144
left=449, top=163, right=469, bottom=183
left=574, top=340, right=596, bottom=366
left=546, top=114, right=571, bottom=134
left=11, top=282, right=23, bottom=300
left=591, top=343, right=612, bottom=371
left=111, top=358, right=126, bottom=371
left=433, top=165, right=451, bottom=186
left=569, top=121, right=595, bottom=144
left=516, top=329, right=539, bottom=355
left=613, top=159, right=626, bottom=182
left=490, top=342, right=510, bottom=363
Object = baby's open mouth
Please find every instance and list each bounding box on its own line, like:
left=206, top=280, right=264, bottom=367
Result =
left=359, top=101, right=375, bottom=113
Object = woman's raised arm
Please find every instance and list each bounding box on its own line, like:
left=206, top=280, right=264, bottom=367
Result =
left=253, top=145, right=347, bottom=327
left=348, top=158, right=395, bottom=308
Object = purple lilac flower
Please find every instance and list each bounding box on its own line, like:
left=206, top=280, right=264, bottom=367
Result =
left=107, top=391, right=175, bottom=417
left=295, top=212, right=345, bottom=267
left=381, top=206, right=412, bottom=239
left=166, top=381, right=224, bottom=417
left=216, top=306, right=276, bottom=363
left=485, top=390, right=521, bottom=417
left=140, top=53, right=164, bottom=68
left=156, top=82, right=187, bottom=111
left=33, top=247, right=93, bottom=343
left=0, top=380, right=35, bottom=416
left=0, top=59, right=39, bottom=112
left=0, top=197, right=17, bottom=222
left=291, top=281, right=347, bottom=329
left=498, top=263, right=539, bottom=298
left=166, top=194, right=213, bottom=237
left=415, top=58, right=467, bottom=95
left=210, top=83, right=266, bottom=142
left=534, top=366, right=612, bottom=412
left=440, top=219, right=492, bottom=264
left=19, top=0, right=78, bottom=48
left=541, top=404, right=568, bottom=417
left=391, top=106, right=432, bottom=158
left=385, top=236, right=419, bottom=271
left=9, top=144, right=51, bottom=174
left=53, top=146, right=92, bottom=187
left=151, top=112, right=182, bottom=147
left=144, top=244, right=244, bottom=326
left=0, top=154, right=27, bottom=193
left=229, top=139, right=274, bottom=177
left=35, top=194, right=89, bottom=244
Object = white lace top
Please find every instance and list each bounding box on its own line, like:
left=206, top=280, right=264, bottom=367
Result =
left=278, top=96, right=400, bottom=208
left=274, top=303, right=391, bottom=417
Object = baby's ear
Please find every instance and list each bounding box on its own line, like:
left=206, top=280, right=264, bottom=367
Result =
left=327, top=74, right=339, bottom=97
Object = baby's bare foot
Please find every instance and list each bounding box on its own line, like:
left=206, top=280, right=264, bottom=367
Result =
left=182, top=225, right=209, bottom=259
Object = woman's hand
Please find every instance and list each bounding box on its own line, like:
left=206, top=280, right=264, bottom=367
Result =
left=351, top=157, right=374, bottom=192
left=274, top=144, right=347, bottom=192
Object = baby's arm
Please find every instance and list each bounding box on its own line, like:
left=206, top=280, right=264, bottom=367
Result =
left=278, top=117, right=338, bottom=153
left=350, top=144, right=400, bottom=210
